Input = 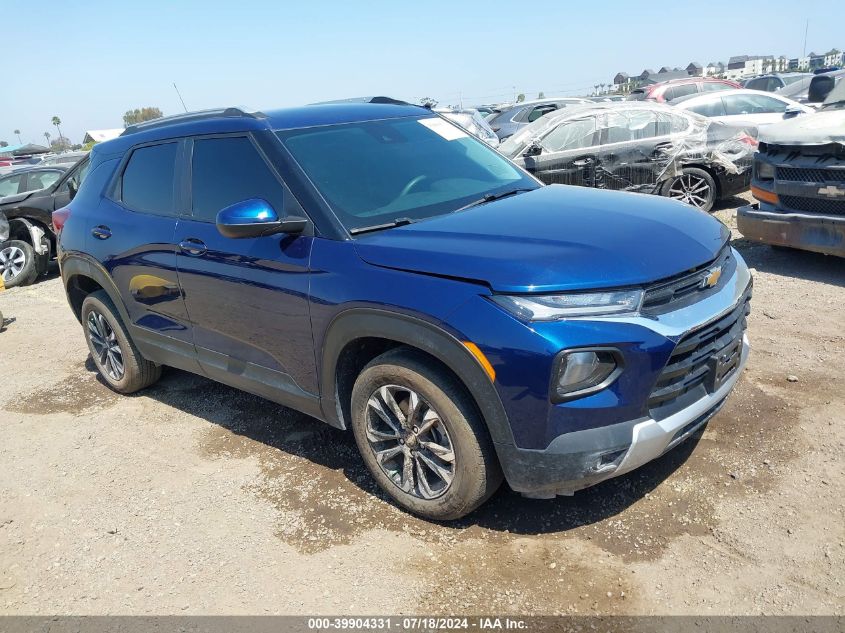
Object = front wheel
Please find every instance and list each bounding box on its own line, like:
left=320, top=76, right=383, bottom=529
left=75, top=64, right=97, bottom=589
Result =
left=663, top=167, right=717, bottom=212
left=350, top=348, right=502, bottom=520
left=0, top=240, right=37, bottom=288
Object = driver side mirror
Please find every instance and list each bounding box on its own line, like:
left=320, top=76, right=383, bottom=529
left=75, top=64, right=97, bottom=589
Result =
left=783, top=105, right=804, bottom=119
left=67, top=178, right=79, bottom=200
left=216, top=198, right=307, bottom=239
left=522, top=139, right=543, bottom=158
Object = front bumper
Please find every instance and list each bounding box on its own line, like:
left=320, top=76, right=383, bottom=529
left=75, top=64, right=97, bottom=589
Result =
left=496, top=255, right=752, bottom=498
left=737, top=203, right=845, bottom=258
left=499, top=335, right=748, bottom=497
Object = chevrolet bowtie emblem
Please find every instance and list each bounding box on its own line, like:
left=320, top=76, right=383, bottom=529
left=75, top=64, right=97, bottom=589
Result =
left=702, top=266, right=722, bottom=289
left=818, top=185, right=845, bottom=198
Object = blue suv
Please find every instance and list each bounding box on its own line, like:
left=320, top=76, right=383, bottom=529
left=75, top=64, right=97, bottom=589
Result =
left=55, top=103, right=751, bottom=520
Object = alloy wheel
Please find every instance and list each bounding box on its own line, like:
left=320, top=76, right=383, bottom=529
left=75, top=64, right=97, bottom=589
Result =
left=87, top=311, right=125, bottom=381
left=0, top=245, right=25, bottom=282
left=668, top=173, right=712, bottom=209
left=364, top=384, right=455, bottom=500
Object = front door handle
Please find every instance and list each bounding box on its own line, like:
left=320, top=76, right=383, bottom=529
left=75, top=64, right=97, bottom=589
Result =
left=91, top=225, right=112, bottom=240
left=178, top=238, right=207, bottom=256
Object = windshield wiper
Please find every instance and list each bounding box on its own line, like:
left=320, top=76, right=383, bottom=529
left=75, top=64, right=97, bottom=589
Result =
left=453, top=188, right=534, bottom=213
left=349, top=217, right=415, bottom=235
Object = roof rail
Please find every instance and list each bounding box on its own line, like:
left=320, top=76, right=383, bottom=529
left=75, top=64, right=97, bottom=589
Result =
left=120, top=107, right=267, bottom=136
left=309, top=95, right=416, bottom=107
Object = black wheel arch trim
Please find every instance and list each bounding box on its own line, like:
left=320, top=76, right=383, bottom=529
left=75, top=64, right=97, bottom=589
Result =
left=59, top=253, right=132, bottom=326
left=319, top=308, right=516, bottom=449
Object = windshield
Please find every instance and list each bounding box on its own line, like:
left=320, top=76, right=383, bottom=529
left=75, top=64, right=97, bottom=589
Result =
left=277, top=115, right=536, bottom=232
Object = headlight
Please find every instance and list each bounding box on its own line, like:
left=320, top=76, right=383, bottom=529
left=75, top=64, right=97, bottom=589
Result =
left=491, top=289, right=643, bottom=321
left=755, top=159, right=775, bottom=180
left=552, top=348, right=623, bottom=402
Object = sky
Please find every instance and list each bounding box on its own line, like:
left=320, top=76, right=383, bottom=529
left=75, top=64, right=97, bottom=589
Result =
left=2, top=0, right=844, bottom=145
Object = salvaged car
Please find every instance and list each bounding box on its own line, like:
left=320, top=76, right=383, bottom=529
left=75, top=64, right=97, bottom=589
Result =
left=56, top=104, right=752, bottom=520
left=737, top=78, right=845, bottom=257
left=499, top=102, right=757, bottom=212
left=0, top=156, right=89, bottom=287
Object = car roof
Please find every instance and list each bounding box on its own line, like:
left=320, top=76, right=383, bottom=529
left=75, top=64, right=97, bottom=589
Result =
left=95, top=103, right=429, bottom=155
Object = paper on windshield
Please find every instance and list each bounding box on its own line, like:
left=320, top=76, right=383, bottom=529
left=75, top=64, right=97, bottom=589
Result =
left=418, top=117, right=468, bottom=141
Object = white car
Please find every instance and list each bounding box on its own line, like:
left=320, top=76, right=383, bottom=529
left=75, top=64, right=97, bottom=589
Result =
left=672, top=89, right=813, bottom=129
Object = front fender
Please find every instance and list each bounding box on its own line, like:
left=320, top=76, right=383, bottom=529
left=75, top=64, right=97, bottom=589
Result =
left=319, top=308, right=515, bottom=448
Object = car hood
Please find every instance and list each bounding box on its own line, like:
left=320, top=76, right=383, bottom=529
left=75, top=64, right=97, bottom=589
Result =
left=353, top=185, right=729, bottom=293
left=759, top=109, right=845, bottom=146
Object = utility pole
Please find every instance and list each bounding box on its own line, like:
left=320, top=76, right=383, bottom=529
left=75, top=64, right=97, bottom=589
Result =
left=173, top=83, right=188, bottom=113
left=803, top=20, right=808, bottom=57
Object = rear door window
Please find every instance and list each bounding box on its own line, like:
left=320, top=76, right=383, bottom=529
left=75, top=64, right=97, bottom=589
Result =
left=121, top=143, right=178, bottom=215
left=541, top=118, right=598, bottom=151
left=701, top=82, right=733, bottom=92
left=664, top=83, right=698, bottom=102
left=723, top=94, right=788, bottom=115
left=687, top=98, right=727, bottom=117
left=526, top=105, right=558, bottom=122
left=190, top=136, right=287, bottom=222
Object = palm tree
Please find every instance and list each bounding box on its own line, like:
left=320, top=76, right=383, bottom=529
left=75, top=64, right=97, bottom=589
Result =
left=13, top=129, right=22, bottom=144
left=593, top=84, right=600, bottom=96
left=51, top=116, right=63, bottom=142
left=44, top=131, right=51, bottom=147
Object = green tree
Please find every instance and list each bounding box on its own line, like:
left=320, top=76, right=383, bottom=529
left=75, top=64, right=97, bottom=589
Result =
left=418, top=97, right=438, bottom=108
left=537, top=91, right=545, bottom=99
left=123, top=107, right=164, bottom=127
left=0, top=141, right=8, bottom=147
left=44, top=131, right=51, bottom=147
left=13, top=129, right=22, bottom=144
left=51, top=116, right=64, bottom=142
left=516, top=93, right=525, bottom=103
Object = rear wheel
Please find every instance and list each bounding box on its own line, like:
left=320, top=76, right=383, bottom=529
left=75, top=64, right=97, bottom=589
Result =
left=663, top=167, right=717, bottom=212
left=81, top=290, right=161, bottom=393
left=350, top=348, right=502, bottom=520
left=0, top=240, right=37, bottom=288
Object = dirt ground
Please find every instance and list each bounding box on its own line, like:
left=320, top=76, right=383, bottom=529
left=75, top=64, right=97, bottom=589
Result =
left=0, top=192, right=843, bottom=616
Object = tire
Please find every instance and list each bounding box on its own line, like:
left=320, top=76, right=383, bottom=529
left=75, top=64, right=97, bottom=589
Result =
left=350, top=347, right=502, bottom=520
left=0, top=240, right=37, bottom=288
left=662, top=167, right=717, bottom=213
left=81, top=290, right=161, bottom=394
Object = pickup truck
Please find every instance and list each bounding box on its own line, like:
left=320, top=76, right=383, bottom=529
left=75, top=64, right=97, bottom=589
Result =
left=738, top=75, right=845, bottom=256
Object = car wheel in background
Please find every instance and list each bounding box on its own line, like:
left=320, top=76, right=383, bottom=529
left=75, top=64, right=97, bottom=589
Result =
left=663, top=167, right=717, bottom=212
left=81, top=290, right=162, bottom=394
left=350, top=347, right=502, bottom=520
left=0, top=240, right=37, bottom=288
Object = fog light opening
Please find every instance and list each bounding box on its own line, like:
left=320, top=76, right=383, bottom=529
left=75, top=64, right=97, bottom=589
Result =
left=552, top=348, right=623, bottom=402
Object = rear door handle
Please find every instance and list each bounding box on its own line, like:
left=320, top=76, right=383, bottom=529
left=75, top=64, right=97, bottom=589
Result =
left=178, top=238, right=207, bottom=256
left=91, top=225, right=112, bottom=240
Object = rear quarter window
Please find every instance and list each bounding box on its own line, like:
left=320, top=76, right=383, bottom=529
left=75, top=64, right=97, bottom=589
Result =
left=120, top=142, right=178, bottom=215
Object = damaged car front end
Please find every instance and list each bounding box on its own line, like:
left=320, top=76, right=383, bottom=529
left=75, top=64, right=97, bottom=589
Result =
left=738, top=79, right=845, bottom=257
left=499, top=102, right=756, bottom=212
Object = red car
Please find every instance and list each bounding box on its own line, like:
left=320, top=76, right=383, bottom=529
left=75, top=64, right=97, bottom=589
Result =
left=628, top=78, right=742, bottom=103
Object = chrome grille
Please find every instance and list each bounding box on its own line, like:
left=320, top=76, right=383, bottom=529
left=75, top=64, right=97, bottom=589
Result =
left=648, top=286, right=751, bottom=420
left=641, top=246, right=734, bottom=314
